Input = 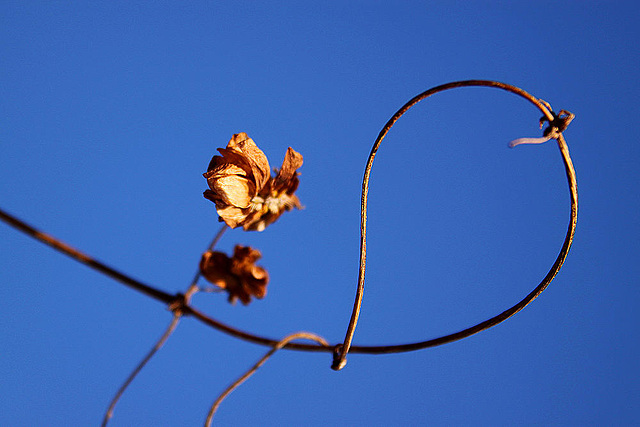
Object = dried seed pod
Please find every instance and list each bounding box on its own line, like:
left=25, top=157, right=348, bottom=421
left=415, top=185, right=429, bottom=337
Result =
left=204, top=133, right=303, bottom=231
left=199, top=245, right=269, bottom=305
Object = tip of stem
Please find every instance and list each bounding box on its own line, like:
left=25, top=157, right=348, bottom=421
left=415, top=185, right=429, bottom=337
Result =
left=331, top=344, right=347, bottom=370
left=331, top=358, right=347, bottom=371
left=508, top=136, right=551, bottom=148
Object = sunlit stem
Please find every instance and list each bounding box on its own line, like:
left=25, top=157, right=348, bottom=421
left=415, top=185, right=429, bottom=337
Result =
left=101, top=315, right=181, bottom=427
left=204, top=332, right=329, bottom=426
left=101, top=224, right=227, bottom=426
left=508, top=136, right=552, bottom=148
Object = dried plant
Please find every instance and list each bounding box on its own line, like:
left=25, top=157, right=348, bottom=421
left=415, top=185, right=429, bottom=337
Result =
left=0, top=80, right=577, bottom=424
left=203, top=132, right=303, bottom=231
left=200, top=245, right=269, bottom=305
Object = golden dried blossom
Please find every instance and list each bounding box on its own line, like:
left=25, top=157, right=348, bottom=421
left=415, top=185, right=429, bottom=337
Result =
left=199, top=245, right=269, bottom=305
left=203, top=133, right=303, bottom=231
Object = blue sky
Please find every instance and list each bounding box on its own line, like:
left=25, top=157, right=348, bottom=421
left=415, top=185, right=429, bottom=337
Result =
left=1, top=1, right=639, bottom=425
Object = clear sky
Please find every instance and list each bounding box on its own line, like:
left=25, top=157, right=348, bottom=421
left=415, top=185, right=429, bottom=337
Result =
left=1, top=1, right=639, bottom=426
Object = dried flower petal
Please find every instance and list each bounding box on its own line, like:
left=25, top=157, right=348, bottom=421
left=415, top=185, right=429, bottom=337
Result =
left=210, top=174, right=255, bottom=208
left=203, top=133, right=303, bottom=231
left=199, top=245, right=269, bottom=305
left=273, top=147, right=303, bottom=191
left=226, top=134, right=271, bottom=190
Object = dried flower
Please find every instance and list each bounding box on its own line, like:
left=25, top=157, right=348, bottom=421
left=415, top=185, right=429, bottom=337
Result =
left=199, top=245, right=269, bottom=305
left=203, top=133, right=303, bottom=231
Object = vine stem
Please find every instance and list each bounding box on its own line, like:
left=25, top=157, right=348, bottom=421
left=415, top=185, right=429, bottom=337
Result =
left=101, top=314, right=181, bottom=427
left=204, top=332, right=329, bottom=426
left=0, top=207, right=175, bottom=305
left=0, top=80, right=578, bottom=362
left=100, top=225, right=227, bottom=426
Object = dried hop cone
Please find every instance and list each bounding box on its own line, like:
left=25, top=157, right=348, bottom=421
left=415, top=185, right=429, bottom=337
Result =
left=199, top=245, right=269, bottom=305
left=203, top=132, right=303, bottom=231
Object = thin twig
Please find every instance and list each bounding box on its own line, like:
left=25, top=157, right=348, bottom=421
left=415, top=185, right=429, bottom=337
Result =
left=100, top=225, right=227, bottom=426
left=0, top=207, right=175, bottom=305
left=101, top=314, right=181, bottom=427
left=189, top=224, right=227, bottom=296
left=204, top=332, right=329, bottom=426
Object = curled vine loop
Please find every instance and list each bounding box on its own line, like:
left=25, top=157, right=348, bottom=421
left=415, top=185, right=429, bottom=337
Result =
left=332, top=80, right=578, bottom=370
